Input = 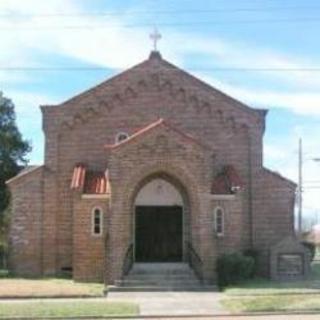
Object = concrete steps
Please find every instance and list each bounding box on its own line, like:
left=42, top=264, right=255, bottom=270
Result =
left=107, top=263, right=217, bottom=292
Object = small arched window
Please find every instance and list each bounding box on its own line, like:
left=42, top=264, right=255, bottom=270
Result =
left=115, top=132, right=129, bottom=144
left=214, top=207, right=224, bottom=237
left=92, top=207, right=103, bottom=236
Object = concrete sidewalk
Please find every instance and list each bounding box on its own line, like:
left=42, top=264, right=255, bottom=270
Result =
left=141, top=316, right=320, bottom=320
left=107, top=291, right=225, bottom=315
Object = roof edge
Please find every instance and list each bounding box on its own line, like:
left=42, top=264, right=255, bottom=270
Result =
left=105, top=118, right=208, bottom=150
left=263, top=167, right=297, bottom=189
left=6, top=165, right=44, bottom=185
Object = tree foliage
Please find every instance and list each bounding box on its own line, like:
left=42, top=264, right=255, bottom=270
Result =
left=0, top=91, right=31, bottom=213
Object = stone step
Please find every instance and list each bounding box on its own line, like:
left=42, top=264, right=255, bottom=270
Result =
left=115, top=279, right=201, bottom=287
left=125, top=274, right=196, bottom=281
left=130, top=263, right=194, bottom=275
left=129, top=270, right=195, bottom=276
left=109, top=262, right=209, bottom=293
left=107, top=285, right=218, bottom=292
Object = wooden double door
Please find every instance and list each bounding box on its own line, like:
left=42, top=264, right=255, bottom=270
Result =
left=135, top=206, right=183, bottom=262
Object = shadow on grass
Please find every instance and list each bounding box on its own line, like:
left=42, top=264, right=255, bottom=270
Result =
left=224, top=262, right=320, bottom=295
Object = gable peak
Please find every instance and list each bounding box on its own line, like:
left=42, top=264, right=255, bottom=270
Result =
left=149, top=50, right=162, bottom=60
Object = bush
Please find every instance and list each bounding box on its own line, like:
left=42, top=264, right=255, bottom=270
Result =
left=216, top=253, right=255, bottom=289
left=243, top=249, right=259, bottom=276
left=301, top=241, right=316, bottom=261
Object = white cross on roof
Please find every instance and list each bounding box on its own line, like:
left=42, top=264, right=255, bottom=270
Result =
left=150, top=27, right=162, bottom=51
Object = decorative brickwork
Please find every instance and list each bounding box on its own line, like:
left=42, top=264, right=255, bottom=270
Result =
left=7, top=51, right=296, bottom=283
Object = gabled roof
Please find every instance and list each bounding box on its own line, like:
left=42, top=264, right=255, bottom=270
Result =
left=41, top=51, right=265, bottom=119
left=6, top=165, right=43, bottom=185
left=262, top=167, right=297, bottom=189
left=105, top=118, right=207, bottom=150
left=41, top=52, right=160, bottom=110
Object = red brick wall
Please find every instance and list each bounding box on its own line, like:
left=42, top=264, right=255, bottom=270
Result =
left=73, top=197, right=108, bottom=282
left=8, top=53, right=295, bottom=282
left=253, top=169, right=296, bottom=276
left=8, top=167, right=43, bottom=275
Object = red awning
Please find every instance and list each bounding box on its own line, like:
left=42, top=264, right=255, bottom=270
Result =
left=83, top=170, right=110, bottom=194
left=211, top=165, right=244, bottom=195
left=70, top=164, right=110, bottom=194
left=70, top=163, right=86, bottom=189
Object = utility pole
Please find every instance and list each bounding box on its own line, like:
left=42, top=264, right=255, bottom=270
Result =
left=298, top=138, right=303, bottom=234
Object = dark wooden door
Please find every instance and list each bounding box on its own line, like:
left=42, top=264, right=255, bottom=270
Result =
left=135, top=206, right=183, bottom=262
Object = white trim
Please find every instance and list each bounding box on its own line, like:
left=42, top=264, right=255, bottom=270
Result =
left=214, top=206, right=225, bottom=237
left=82, top=194, right=110, bottom=199
left=115, top=132, right=129, bottom=144
left=210, top=194, right=235, bottom=201
left=91, top=206, right=103, bottom=237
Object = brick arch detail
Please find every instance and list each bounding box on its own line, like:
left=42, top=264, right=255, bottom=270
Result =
left=107, top=162, right=202, bottom=282
left=122, top=163, right=200, bottom=213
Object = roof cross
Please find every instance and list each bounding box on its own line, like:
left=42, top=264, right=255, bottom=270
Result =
left=150, top=27, right=161, bottom=51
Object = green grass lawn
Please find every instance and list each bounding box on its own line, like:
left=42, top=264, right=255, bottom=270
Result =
left=224, top=263, right=320, bottom=296
left=0, top=301, right=138, bottom=318
left=0, top=278, right=104, bottom=297
left=221, top=263, right=320, bottom=313
left=222, top=295, right=320, bottom=313
left=0, top=270, right=8, bottom=278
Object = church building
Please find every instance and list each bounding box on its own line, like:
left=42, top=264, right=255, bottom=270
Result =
left=7, top=49, right=296, bottom=286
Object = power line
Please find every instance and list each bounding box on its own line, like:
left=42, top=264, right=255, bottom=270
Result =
left=2, top=66, right=320, bottom=72
left=2, top=17, right=320, bottom=30
left=2, top=5, right=320, bottom=18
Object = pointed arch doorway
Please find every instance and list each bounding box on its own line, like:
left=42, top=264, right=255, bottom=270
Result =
left=134, top=177, right=186, bottom=262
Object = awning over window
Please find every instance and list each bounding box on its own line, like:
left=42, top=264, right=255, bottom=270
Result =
left=211, top=165, right=244, bottom=195
left=70, top=164, right=110, bottom=194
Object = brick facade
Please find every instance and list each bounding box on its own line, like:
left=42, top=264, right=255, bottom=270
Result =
left=7, top=51, right=296, bottom=283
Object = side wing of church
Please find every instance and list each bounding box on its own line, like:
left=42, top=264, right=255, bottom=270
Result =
left=6, top=51, right=296, bottom=284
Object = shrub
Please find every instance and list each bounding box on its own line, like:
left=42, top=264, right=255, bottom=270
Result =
left=243, top=248, right=259, bottom=276
left=216, top=253, right=255, bottom=289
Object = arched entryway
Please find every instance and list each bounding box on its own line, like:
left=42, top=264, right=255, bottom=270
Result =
left=133, top=175, right=189, bottom=263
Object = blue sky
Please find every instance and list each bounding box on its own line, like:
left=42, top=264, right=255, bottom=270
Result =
left=1, top=0, right=320, bottom=227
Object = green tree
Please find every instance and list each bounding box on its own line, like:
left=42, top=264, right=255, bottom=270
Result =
left=0, top=92, right=31, bottom=267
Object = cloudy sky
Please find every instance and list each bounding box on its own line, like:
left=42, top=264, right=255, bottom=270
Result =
left=1, top=0, right=320, bottom=227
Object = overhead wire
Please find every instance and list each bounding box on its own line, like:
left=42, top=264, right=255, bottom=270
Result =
left=1, top=5, right=320, bottom=18
left=3, top=17, right=320, bottom=30
left=2, top=67, right=320, bottom=72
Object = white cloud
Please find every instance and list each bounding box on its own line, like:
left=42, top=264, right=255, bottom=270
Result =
left=195, top=73, right=320, bottom=116
left=4, top=89, right=59, bottom=117
left=3, top=88, right=59, bottom=164
left=223, top=87, right=320, bottom=116
left=1, top=0, right=320, bottom=89
left=263, top=125, right=320, bottom=227
left=1, top=0, right=320, bottom=220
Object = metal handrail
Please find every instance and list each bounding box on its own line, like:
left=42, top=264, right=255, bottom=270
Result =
left=122, top=243, right=134, bottom=277
left=186, top=241, right=203, bottom=283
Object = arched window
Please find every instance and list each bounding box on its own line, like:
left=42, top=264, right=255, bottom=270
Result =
left=214, top=207, right=224, bottom=237
left=115, top=132, right=129, bottom=144
left=92, top=207, right=103, bottom=236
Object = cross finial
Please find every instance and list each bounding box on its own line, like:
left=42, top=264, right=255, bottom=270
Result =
left=150, top=27, right=161, bottom=51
